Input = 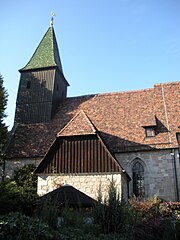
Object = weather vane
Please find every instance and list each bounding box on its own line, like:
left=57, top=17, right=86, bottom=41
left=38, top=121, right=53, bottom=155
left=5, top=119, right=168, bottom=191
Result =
left=50, top=12, right=56, bottom=27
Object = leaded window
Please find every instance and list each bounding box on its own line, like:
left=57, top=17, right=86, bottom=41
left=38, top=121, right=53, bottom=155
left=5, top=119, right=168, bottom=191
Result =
left=133, top=162, right=145, bottom=197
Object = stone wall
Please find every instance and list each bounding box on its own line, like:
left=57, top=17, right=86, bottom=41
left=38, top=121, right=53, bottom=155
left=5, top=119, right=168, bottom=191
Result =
left=37, top=173, right=126, bottom=200
left=4, top=148, right=179, bottom=202
left=2, top=158, right=41, bottom=181
left=116, top=148, right=180, bottom=201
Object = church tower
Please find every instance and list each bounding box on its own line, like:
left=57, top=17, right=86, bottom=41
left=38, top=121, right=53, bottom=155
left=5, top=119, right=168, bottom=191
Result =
left=15, top=19, right=69, bottom=124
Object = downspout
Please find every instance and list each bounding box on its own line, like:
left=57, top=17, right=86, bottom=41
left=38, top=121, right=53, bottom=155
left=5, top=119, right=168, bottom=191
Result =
left=161, top=85, right=172, bottom=143
left=171, top=149, right=179, bottom=201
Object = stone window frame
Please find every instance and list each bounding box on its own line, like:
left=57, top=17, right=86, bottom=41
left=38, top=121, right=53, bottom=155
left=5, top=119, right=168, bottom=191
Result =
left=132, top=161, right=145, bottom=198
left=129, top=157, right=147, bottom=198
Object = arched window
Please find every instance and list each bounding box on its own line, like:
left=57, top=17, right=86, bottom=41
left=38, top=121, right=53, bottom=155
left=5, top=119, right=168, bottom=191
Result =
left=132, top=162, right=145, bottom=197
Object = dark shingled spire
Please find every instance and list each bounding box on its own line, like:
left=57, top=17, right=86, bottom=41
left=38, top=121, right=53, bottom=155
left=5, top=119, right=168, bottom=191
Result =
left=15, top=23, right=69, bottom=124
left=20, top=26, right=63, bottom=72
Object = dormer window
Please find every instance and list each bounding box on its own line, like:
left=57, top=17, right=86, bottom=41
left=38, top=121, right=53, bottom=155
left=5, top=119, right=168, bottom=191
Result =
left=145, top=127, right=156, bottom=137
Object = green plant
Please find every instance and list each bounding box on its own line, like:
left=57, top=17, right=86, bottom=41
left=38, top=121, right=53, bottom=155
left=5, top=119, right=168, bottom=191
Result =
left=0, top=180, right=24, bottom=214
left=176, top=220, right=180, bottom=240
left=0, top=164, right=38, bottom=215
left=35, top=196, right=59, bottom=229
left=0, top=74, right=8, bottom=157
left=14, top=164, right=37, bottom=189
left=133, top=218, right=176, bottom=240
left=0, top=212, right=58, bottom=240
left=94, top=179, right=132, bottom=235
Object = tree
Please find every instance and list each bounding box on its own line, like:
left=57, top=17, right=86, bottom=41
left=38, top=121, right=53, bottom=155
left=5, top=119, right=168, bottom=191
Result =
left=0, top=164, right=38, bottom=215
left=0, top=73, right=8, bottom=154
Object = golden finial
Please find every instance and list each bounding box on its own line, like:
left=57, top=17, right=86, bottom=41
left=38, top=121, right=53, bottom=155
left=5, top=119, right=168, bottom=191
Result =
left=50, top=12, right=56, bottom=27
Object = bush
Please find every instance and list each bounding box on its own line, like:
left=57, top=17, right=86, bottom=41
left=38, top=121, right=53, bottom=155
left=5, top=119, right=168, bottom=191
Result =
left=129, top=196, right=180, bottom=220
left=14, top=164, right=37, bottom=189
left=0, top=164, right=38, bottom=215
left=35, top=197, right=59, bottom=229
left=133, top=218, right=176, bottom=240
left=176, top=220, right=180, bottom=240
left=94, top=179, right=133, bottom=236
left=0, top=212, right=58, bottom=240
left=0, top=180, right=25, bottom=214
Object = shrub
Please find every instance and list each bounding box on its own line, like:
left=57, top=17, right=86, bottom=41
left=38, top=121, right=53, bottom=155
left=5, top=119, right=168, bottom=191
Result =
left=35, top=197, right=59, bottom=229
left=14, top=164, right=37, bottom=189
left=94, top=179, right=133, bottom=236
left=176, top=220, right=180, bottom=240
left=0, top=212, right=58, bottom=240
left=0, top=180, right=25, bottom=214
left=129, top=196, right=180, bottom=220
left=133, top=218, right=176, bottom=240
left=0, top=164, right=38, bottom=215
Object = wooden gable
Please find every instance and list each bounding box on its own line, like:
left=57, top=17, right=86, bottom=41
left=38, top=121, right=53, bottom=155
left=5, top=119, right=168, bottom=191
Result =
left=35, top=134, right=122, bottom=175
left=35, top=110, right=123, bottom=175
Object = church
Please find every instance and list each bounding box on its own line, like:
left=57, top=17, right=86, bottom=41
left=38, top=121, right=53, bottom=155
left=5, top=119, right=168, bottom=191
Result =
left=3, top=19, right=180, bottom=201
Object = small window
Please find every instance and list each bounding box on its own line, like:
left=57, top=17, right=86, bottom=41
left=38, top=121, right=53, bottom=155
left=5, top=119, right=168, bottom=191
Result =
left=145, top=127, right=155, bottom=137
left=27, top=80, right=31, bottom=89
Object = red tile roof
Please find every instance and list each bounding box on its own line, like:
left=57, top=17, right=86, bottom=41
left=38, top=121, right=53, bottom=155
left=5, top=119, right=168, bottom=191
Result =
left=58, top=110, right=96, bottom=136
left=5, top=81, right=180, bottom=158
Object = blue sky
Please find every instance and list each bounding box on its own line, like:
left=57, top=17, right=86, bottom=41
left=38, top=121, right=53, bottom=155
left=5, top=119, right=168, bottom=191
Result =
left=1, top=0, right=180, bottom=129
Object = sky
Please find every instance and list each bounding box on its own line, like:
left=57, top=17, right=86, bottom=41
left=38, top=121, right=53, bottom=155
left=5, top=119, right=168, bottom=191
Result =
left=1, top=0, right=180, bottom=130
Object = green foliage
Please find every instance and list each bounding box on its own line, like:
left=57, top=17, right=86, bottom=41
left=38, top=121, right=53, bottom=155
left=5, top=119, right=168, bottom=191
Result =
left=35, top=197, right=59, bottom=229
left=0, top=180, right=24, bottom=214
left=129, top=196, right=178, bottom=239
left=94, top=179, right=133, bottom=236
left=129, top=195, right=180, bottom=219
left=0, top=212, right=58, bottom=240
left=58, top=226, right=94, bottom=240
left=176, top=220, right=180, bottom=240
left=0, top=164, right=38, bottom=215
left=58, top=227, right=131, bottom=240
left=133, top=218, right=176, bottom=240
left=0, top=173, right=178, bottom=239
left=0, top=73, right=8, bottom=156
left=14, top=164, right=37, bottom=189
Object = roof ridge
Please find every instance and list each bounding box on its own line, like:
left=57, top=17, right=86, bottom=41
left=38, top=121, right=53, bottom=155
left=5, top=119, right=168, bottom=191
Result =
left=81, top=110, right=97, bottom=133
left=67, top=81, right=179, bottom=99
left=154, top=81, right=180, bottom=87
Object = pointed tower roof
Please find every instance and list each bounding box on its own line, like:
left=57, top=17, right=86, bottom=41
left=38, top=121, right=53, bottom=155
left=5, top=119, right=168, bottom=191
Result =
left=20, top=26, right=63, bottom=72
left=58, top=110, right=97, bottom=137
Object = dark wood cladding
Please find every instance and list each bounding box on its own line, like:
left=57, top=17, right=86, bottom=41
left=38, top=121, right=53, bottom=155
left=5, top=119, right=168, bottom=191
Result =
left=17, top=70, right=56, bottom=104
left=36, top=135, right=121, bottom=174
left=15, top=67, right=68, bottom=124
left=15, top=69, right=56, bottom=123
